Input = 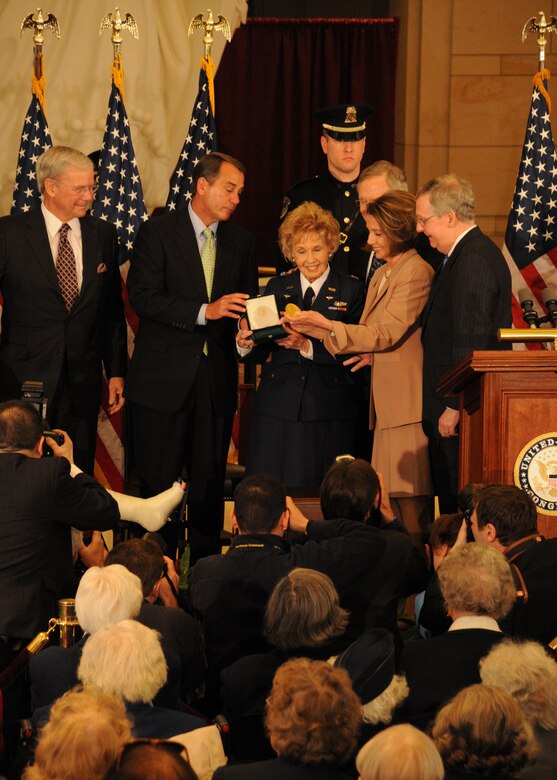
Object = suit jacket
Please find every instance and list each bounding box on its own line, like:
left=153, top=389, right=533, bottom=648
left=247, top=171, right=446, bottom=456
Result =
left=0, top=209, right=127, bottom=416
left=125, top=208, right=257, bottom=416
left=0, top=454, right=119, bottom=639
left=399, top=627, right=505, bottom=729
left=247, top=267, right=365, bottom=421
left=324, top=249, right=433, bottom=429
left=214, top=757, right=354, bottom=780
left=420, top=227, right=512, bottom=437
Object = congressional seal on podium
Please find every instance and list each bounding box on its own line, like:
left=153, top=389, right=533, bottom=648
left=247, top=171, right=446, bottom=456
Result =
left=514, top=433, right=557, bottom=515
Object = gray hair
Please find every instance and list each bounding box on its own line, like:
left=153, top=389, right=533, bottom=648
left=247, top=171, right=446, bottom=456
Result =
left=416, top=173, right=475, bottom=222
left=36, top=146, right=93, bottom=193
left=437, top=542, right=515, bottom=620
left=78, top=620, right=167, bottom=703
left=359, top=161, right=408, bottom=191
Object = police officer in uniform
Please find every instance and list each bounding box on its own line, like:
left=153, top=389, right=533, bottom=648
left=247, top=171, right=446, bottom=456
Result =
left=280, top=104, right=373, bottom=280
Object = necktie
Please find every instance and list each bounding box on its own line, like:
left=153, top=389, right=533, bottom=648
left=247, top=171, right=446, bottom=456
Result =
left=201, top=228, right=216, bottom=356
left=302, top=286, right=315, bottom=310
left=56, top=223, right=79, bottom=311
left=201, top=227, right=216, bottom=297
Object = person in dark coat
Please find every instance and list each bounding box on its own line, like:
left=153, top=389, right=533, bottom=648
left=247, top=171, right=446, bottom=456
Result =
left=188, top=473, right=385, bottom=699
left=470, top=484, right=557, bottom=645
left=0, top=146, right=127, bottom=475
left=416, top=174, right=512, bottom=512
left=125, top=152, right=258, bottom=561
left=237, top=201, right=365, bottom=489
left=399, top=543, right=515, bottom=730
left=214, top=658, right=361, bottom=780
left=221, top=568, right=350, bottom=761
left=279, top=103, right=373, bottom=277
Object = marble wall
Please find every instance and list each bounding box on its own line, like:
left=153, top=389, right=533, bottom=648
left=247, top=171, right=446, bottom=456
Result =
left=391, top=0, right=557, bottom=241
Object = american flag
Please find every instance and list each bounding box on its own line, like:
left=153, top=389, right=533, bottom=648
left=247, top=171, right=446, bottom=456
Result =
left=11, top=71, right=52, bottom=214
left=166, top=56, right=218, bottom=210
left=92, top=63, right=148, bottom=490
left=502, top=71, right=557, bottom=339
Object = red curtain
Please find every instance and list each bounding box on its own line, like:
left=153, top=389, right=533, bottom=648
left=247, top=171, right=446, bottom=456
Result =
left=215, top=17, right=400, bottom=265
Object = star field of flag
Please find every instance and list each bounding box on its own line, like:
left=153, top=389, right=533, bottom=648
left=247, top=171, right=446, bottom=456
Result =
left=503, top=81, right=557, bottom=332
left=11, top=94, right=51, bottom=214
left=91, top=82, right=148, bottom=264
left=166, top=65, right=218, bottom=211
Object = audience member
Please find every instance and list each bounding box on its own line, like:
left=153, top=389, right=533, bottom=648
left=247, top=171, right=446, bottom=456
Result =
left=188, top=473, right=385, bottom=679
left=416, top=511, right=465, bottom=636
left=107, top=740, right=198, bottom=780
left=471, top=484, right=557, bottom=644
left=355, top=723, right=444, bottom=780
left=399, top=542, right=514, bottom=729
left=221, top=568, right=350, bottom=760
left=77, top=621, right=204, bottom=738
left=214, top=658, right=361, bottom=779
left=431, top=684, right=538, bottom=778
left=480, top=639, right=557, bottom=779
left=106, top=539, right=204, bottom=708
left=319, top=458, right=428, bottom=643
left=23, top=688, right=132, bottom=780
left=30, top=564, right=143, bottom=710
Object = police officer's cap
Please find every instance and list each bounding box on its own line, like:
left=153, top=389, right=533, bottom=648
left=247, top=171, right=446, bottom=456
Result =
left=315, top=103, right=374, bottom=141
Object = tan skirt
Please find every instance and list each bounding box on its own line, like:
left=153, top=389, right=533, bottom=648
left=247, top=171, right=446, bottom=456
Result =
left=371, top=421, right=432, bottom=497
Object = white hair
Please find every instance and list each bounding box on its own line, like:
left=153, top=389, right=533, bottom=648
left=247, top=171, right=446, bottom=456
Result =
left=75, top=564, right=143, bottom=635
left=78, top=620, right=167, bottom=703
left=361, top=674, right=409, bottom=725
left=356, top=724, right=444, bottom=780
left=480, top=639, right=557, bottom=730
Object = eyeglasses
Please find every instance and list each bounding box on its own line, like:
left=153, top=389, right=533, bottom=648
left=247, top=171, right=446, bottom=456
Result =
left=416, top=214, right=436, bottom=227
left=55, top=179, right=99, bottom=195
left=112, top=739, right=188, bottom=774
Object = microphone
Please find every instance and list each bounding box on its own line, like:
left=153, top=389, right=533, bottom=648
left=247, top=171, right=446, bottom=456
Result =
left=542, top=287, right=557, bottom=328
left=518, top=288, right=540, bottom=328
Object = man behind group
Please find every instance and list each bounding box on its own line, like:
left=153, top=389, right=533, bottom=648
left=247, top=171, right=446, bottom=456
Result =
left=0, top=146, right=127, bottom=474
left=416, top=174, right=512, bottom=512
left=280, top=103, right=372, bottom=276
left=125, top=152, right=258, bottom=562
left=357, top=161, right=443, bottom=280
left=188, top=473, right=385, bottom=683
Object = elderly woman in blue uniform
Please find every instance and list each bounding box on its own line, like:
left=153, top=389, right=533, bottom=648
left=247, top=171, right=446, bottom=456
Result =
left=237, top=202, right=365, bottom=489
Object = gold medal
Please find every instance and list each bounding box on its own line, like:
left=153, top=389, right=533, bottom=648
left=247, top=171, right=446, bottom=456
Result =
left=284, top=303, right=301, bottom=317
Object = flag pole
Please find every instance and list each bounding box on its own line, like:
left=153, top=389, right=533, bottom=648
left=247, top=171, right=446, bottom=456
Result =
left=165, top=9, right=230, bottom=211
left=12, top=8, right=58, bottom=214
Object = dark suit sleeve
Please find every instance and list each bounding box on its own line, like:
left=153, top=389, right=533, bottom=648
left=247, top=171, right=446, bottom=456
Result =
left=445, top=244, right=510, bottom=408
left=292, top=518, right=386, bottom=593
left=100, top=224, right=128, bottom=378
left=52, top=457, right=120, bottom=530
left=310, top=276, right=365, bottom=365
left=128, top=219, right=205, bottom=331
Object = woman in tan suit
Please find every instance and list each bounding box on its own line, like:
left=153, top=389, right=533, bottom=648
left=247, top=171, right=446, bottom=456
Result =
left=288, top=191, right=434, bottom=540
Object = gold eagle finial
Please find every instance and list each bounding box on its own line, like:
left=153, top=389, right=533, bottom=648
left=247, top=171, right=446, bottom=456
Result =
left=99, top=7, right=139, bottom=45
left=20, top=7, right=60, bottom=46
left=188, top=8, right=231, bottom=59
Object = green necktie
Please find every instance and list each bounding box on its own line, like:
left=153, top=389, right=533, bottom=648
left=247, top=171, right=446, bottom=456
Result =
left=201, top=227, right=216, bottom=297
left=201, top=227, right=216, bottom=356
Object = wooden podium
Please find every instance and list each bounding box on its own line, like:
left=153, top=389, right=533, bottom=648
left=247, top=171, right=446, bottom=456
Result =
left=438, top=351, right=557, bottom=539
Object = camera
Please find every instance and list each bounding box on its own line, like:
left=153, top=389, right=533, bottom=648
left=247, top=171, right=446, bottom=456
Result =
left=21, top=381, right=63, bottom=456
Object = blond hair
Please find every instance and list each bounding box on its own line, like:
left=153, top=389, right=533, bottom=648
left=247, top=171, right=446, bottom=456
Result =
left=23, top=688, right=131, bottom=780
left=356, top=724, right=444, bottom=780
left=279, top=201, right=340, bottom=259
